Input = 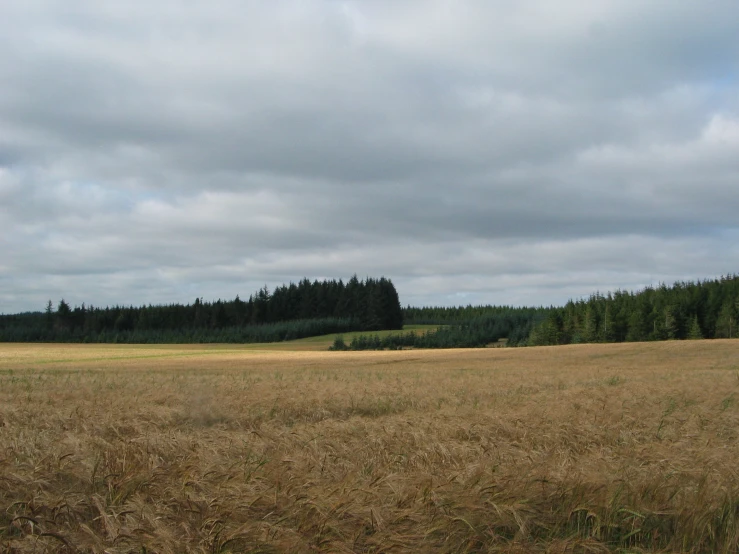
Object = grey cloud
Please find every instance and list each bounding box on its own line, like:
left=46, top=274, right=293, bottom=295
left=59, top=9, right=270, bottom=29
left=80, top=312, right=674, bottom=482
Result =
left=1, top=1, right=738, bottom=313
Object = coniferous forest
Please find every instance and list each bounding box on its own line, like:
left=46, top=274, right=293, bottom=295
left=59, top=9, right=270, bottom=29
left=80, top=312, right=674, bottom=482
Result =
left=525, top=275, right=739, bottom=346
left=1, top=274, right=738, bottom=347
left=336, top=274, right=739, bottom=350
left=0, top=276, right=403, bottom=343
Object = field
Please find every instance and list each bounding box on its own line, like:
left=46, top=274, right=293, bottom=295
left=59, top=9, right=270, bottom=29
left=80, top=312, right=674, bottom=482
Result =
left=270, top=324, right=441, bottom=351
left=1, top=341, right=738, bottom=553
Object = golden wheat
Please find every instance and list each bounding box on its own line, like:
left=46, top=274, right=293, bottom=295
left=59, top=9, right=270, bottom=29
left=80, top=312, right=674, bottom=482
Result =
left=1, top=341, right=738, bottom=552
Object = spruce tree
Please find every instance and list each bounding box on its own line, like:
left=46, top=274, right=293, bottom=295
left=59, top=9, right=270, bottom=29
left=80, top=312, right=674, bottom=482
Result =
left=663, top=306, right=678, bottom=340
left=45, top=300, right=54, bottom=330
left=56, top=299, right=72, bottom=330
left=582, top=303, right=598, bottom=343
left=626, top=309, right=648, bottom=342
left=687, top=315, right=703, bottom=340
left=715, top=301, right=735, bottom=338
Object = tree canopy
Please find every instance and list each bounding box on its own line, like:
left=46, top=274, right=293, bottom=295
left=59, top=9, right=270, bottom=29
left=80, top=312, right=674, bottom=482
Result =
left=0, top=276, right=403, bottom=343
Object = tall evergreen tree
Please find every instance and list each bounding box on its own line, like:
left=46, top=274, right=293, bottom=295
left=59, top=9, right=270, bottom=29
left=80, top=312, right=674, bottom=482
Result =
left=45, top=300, right=54, bottom=330
left=663, top=305, right=678, bottom=340
left=56, top=299, right=72, bottom=330
left=687, top=315, right=703, bottom=340
left=715, top=301, right=735, bottom=338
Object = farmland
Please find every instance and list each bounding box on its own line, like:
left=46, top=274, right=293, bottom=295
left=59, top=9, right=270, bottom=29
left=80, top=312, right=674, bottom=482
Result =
left=1, top=341, right=739, bottom=552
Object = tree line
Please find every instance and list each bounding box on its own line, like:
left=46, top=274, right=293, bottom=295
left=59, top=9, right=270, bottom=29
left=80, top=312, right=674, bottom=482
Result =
left=0, top=276, right=403, bottom=343
left=402, top=304, right=526, bottom=325
left=331, top=307, right=548, bottom=350
left=2, top=273, right=737, bottom=347
left=526, top=275, right=739, bottom=346
left=337, top=275, right=739, bottom=350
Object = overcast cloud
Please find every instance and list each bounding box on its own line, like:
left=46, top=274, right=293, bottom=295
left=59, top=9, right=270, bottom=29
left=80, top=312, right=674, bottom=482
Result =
left=1, top=0, right=738, bottom=313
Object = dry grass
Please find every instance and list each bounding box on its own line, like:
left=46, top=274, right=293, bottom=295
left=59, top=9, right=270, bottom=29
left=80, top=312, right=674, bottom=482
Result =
left=1, top=340, right=739, bottom=553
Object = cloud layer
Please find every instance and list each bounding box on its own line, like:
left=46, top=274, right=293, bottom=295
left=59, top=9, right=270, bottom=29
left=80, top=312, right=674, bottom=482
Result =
left=2, top=1, right=738, bottom=312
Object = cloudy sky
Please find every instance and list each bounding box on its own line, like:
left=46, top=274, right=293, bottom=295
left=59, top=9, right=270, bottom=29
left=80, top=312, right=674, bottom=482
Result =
left=1, top=1, right=738, bottom=313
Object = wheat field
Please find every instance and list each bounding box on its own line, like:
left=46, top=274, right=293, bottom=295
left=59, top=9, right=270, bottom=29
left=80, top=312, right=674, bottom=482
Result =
left=1, top=340, right=738, bottom=553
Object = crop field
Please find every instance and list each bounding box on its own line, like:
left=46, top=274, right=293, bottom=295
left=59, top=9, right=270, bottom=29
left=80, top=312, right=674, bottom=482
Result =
left=1, top=341, right=739, bottom=553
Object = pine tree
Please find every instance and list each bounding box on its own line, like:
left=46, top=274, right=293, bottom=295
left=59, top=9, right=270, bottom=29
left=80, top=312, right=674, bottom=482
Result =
left=663, top=305, right=678, bottom=340
left=626, top=309, right=648, bottom=342
left=56, top=299, right=72, bottom=330
left=715, top=301, right=735, bottom=338
left=582, top=303, right=598, bottom=343
left=363, top=280, right=384, bottom=331
left=687, top=315, right=703, bottom=340
left=329, top=335, right=348, bottom=351
left=45, top=300, right=54, bottom=330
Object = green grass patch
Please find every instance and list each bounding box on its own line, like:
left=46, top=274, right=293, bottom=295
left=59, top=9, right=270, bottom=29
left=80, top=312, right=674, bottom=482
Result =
left=286, top=325, right=441, bottom=349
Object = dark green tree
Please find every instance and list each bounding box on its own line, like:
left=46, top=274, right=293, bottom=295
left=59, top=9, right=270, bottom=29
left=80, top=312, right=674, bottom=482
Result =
left=687, top=315, right=703, bottom=340
left=715, top=301, right=735, bottom=338
left=45, top=300, right=54, bottom=330
left=56, top=299, right=72, bottom=330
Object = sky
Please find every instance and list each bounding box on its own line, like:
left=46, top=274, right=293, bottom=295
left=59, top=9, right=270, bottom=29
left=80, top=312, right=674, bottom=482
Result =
left=1, top=1, right=738, bottom=313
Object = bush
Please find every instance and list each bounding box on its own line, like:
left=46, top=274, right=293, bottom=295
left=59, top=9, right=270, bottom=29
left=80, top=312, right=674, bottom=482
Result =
left=329, top=335, right=348, bottom=351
